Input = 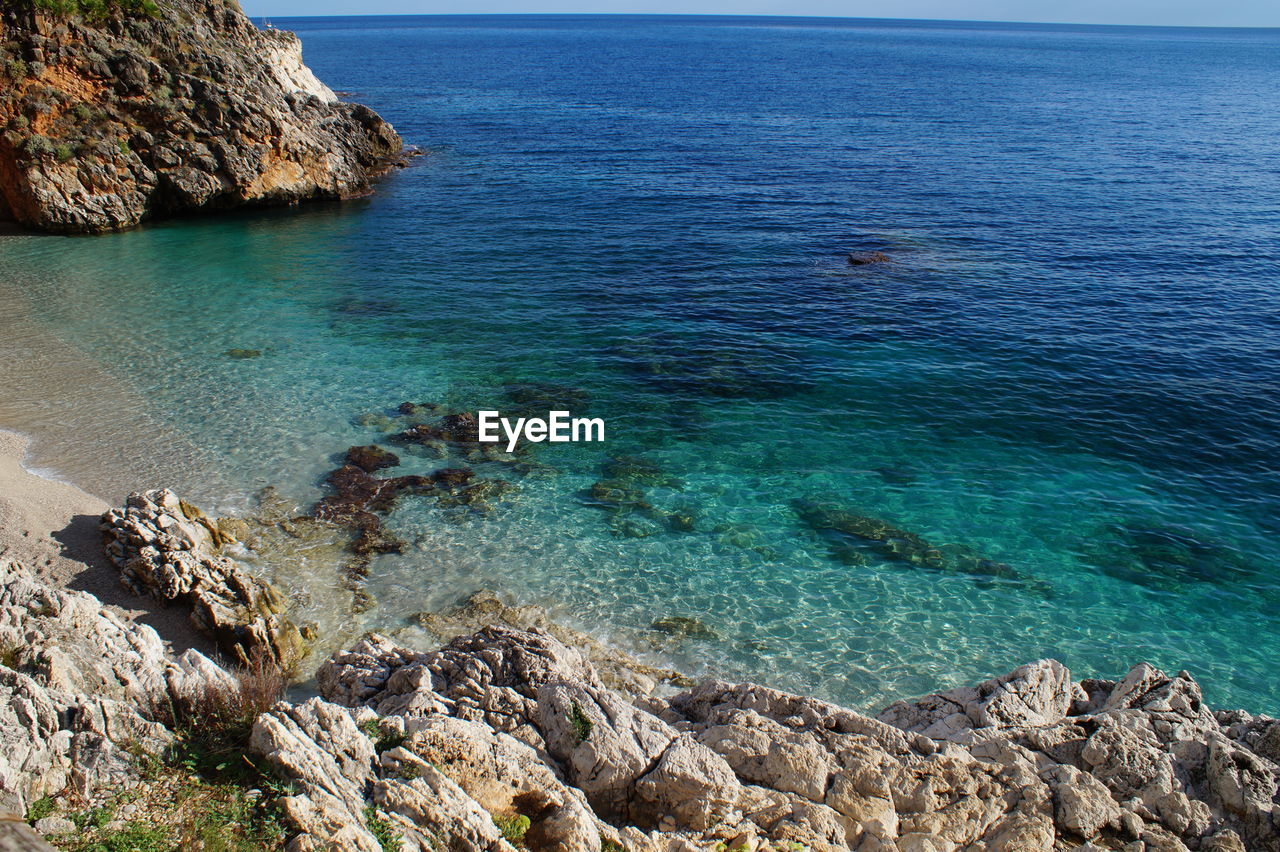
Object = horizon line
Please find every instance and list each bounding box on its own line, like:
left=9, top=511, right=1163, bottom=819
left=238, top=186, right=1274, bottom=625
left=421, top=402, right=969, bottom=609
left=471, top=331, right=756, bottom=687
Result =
left=250, top=11, right=1280, bottom=31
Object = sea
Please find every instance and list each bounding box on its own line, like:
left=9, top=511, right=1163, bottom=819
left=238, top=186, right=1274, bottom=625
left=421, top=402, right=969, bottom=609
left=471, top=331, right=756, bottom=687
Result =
left=2, top=15, right=1278, bottom=712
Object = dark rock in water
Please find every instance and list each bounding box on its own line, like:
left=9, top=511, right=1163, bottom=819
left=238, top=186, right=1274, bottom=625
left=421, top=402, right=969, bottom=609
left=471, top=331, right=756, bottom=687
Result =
left=351, top=527, right=406, bottom=558
left=392, top=411, right=492, bottom=452
left=313, top=465, right=433, bottom=545
left=827, top=542, right=869, bottom=566
left=398, top=401, right=439, bottom=416
left=793, top=495, right=1053, bottom=597
left=650, top=616, right=720, bottom=640
left=225, top=348, right=262, bottom=360
left=345, top=445, right=401, bottom=473
left=392, top=423, right=446, bottom=445
left=354, top=412, right=397, bottom=432
left=431, top=467, right=474, bottom=488
left=848, top=251, right=891, bottom=266
left=613, top=517, right=661, bottom=539
left=504, top=382, right=590, bottom=416
left=440, top=412, right=482, bottom=444
left=874, top=466, right=917, bottom=486
left=601, top=455, right=684, bottom=490
left=586, top=479, right=652, bottom=513
left=318, top=465, right=419, bottom=517
left=608, top=332, right=813, bottom=400
left=1090, top=520, right=1251, bottom=592
left=665, top=509, right=697, bottom=533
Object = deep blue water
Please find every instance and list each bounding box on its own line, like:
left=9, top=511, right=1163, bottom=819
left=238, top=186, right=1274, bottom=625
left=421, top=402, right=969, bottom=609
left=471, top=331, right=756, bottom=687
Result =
left=2, top=15, right=1279, bottom=711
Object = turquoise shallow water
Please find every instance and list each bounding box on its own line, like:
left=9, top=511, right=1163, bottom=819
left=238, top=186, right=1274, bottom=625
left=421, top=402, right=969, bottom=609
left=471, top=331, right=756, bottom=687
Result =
left=2, top=15, right=1279, bottom=712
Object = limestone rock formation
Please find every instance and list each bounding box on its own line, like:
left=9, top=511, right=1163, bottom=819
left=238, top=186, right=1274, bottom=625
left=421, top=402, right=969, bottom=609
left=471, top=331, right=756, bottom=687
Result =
left=0, top=559, right=233, bottom=819
left=4, top=523, right=1280, bottom=850
left=0, top=0, right=403, bottom=233
left=312, top=626, right=1280, bottom=852
left=100, top=488, right=305, bottom=671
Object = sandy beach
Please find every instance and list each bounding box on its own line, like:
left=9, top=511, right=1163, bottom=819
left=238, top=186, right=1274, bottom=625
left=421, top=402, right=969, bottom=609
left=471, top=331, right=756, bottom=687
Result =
left=0, top=428, right=211, bottom=654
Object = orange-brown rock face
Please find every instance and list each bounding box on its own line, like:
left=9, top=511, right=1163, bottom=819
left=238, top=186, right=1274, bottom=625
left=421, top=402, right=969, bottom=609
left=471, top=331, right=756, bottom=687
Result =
left=0, top=0, right=403, bottom=233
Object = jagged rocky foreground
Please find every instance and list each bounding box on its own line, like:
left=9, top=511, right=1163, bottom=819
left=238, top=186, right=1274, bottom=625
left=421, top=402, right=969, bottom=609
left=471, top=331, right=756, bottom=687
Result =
left=0, top=0, right=402, bottom=233
left=3, top=492, right=1280, bottom=851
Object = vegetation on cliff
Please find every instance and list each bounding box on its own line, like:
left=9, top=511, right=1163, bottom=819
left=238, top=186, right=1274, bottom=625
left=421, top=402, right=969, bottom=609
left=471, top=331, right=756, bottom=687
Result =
left=0, top=0, right=401, bottom=232
left=0, top=0, right=159, bottom=22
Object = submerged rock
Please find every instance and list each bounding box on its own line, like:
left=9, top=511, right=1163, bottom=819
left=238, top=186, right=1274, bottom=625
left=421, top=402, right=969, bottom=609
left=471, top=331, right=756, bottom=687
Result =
left=609, top=331, right=813, bottom=400
left=793, top=496, right=944, bottom=568
left=600, top=454, right=683, bottom=490
left=225, top=348, right=263, bottom=360
left=1090, top=519, right=1253, bottom=592
left=847, top=250, right=891, bottom=266
left=344, top=445, right=401, bottom=474
left=100, top=489, right=306, bottom=672
left=503, top=382, right=591, bottom=417
left=397, top=401, right=439, bottom=417
left=793, top=495, right=1053, bottom=597
left=650, top=616, right=720, bottom=641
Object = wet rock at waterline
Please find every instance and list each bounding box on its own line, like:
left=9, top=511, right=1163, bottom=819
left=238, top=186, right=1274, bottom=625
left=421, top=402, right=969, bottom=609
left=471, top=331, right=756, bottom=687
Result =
left=100, top=489, right=306, bottom=671
left=408, top=589, right=690, bottom=696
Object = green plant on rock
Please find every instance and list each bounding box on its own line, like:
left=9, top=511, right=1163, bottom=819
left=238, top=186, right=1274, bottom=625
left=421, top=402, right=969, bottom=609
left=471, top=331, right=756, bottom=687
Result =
left=4, top=58, right=29, bottom=79
left=24, top=795, right=54, bottom=823
left=0, top=642, right=24, bottom=669
left=568, top=699, right=593, bottom=744
left=10, top=0, right=160, bottom=21
left=493, top=813, right=530, bottom=844
left=600, top=838, right=626, bottom=852
left=71, top=820, right=169, bottom=852
left=363, top=805, right=403, bottom=852
left=375, top=730, right=406, bottom=754
left=20, top=134, right=53, bottom=158
left=53, top=142, right=73, bottom=162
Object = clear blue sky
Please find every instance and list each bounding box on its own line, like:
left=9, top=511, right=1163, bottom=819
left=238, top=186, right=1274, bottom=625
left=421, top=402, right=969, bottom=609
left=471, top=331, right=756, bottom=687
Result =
left=240, top=0, right=1280, bottom=27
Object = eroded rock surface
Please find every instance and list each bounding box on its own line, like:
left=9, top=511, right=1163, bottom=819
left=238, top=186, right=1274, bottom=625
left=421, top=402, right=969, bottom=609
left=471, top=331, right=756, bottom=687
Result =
left=100, top=489, right=305, bottom=671
left=0, top=0, right=402, bottom=233
left=309, top=628, right=1280, bottom=852
left=3, top=536, right=1278, bottom=850
left=0, top=559, right=234, bottom=818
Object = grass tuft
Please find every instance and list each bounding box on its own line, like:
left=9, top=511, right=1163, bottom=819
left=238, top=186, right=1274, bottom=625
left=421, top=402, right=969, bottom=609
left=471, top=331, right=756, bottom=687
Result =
left=494, top=813, right=530, bottom=845
left=363, top=805, right=402, bottom=852
left=569, top=699, right=593, bottom=744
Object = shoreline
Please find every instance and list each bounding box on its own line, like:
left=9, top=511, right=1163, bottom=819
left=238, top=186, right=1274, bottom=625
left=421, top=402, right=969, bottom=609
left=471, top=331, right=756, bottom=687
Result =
left=1, top=472, right=1276, bottom=851
left=0, top=427, right=214, bottom=656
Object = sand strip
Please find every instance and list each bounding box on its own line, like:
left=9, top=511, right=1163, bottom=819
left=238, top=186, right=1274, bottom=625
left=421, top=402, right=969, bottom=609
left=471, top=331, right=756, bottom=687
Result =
left=0, top=428, right=211, bottom=654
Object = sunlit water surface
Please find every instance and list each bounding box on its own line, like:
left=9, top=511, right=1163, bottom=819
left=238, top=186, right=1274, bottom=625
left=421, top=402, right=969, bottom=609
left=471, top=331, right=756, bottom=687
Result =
left=2, top=16, right=1278, bottom=712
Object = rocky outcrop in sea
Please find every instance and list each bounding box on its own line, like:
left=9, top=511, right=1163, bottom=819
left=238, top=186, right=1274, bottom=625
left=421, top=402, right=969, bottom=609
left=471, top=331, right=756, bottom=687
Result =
left=0, top=0, right=402, bottom=233
left=2, top=490, right=1279, bottom=851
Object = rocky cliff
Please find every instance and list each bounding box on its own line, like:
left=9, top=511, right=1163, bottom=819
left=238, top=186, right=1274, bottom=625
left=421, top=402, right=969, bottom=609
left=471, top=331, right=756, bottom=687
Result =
left=3, top=489, right=1279, bottom=851
left=0, top=0, right=402, bottom=233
